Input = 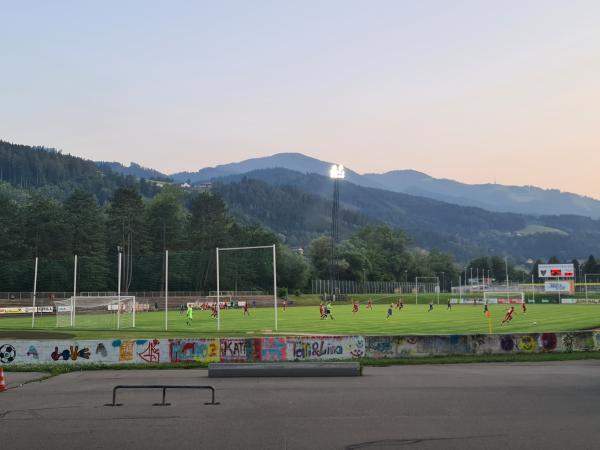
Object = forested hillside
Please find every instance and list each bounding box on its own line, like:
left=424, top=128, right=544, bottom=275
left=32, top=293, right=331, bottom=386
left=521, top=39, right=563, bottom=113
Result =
left=215, top=169, right=600, bottom=261
left=0, top=140, right=160, bottom=203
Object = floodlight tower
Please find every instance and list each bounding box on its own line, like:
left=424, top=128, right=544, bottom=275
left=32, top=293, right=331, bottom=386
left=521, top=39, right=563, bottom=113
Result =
left=329, top=164, right=345, bottom=300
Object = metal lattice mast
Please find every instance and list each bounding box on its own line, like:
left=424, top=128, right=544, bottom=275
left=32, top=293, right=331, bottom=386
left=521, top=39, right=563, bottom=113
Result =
left=329, top=165, right=345, bottom=299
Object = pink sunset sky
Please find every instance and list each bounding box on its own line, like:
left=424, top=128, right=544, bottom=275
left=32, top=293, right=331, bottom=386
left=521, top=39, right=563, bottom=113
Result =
left=1, top=1, right=599, bottom=198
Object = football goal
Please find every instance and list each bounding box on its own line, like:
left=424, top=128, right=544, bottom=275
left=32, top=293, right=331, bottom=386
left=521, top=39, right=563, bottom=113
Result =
left=54, top=296, right=136, bottom=329
left=483, top=291, right=524, bottom=305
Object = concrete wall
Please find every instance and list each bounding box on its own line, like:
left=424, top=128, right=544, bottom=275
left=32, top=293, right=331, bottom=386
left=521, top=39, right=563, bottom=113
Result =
left=0, top=332, right=597, bottom=366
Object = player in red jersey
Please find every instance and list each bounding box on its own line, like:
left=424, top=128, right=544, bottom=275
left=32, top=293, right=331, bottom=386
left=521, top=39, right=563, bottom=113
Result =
left=282, top=300, right=287, bottom=311
left=352, top=301, right=359, bottom=314
left=501, top=306, right=515, bottom=325
left=522, top=302, right=527, bottom=313
left=243, top=302, right=250, bottom=316
left=319, top=302, right=325, bottom=319
left=367, top=298, right=373, bottom=310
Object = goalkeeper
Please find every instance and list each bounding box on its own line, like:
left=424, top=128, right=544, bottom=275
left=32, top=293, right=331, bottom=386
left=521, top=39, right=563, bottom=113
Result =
left=186, top=305, right=194, bottom=326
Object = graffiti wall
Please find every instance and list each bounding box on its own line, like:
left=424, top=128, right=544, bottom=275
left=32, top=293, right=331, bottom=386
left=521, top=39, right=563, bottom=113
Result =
left=0, top=339, right=164, bottom=365
left=287, top=336, right=365, bottom=360
left=364, top=331, right=598, bottom=358
left=0, top=332, right=598, bottom=366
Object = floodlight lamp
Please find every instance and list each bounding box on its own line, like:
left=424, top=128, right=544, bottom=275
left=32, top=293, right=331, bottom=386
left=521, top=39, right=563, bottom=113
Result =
left=329, top=164, right=345, bottom=179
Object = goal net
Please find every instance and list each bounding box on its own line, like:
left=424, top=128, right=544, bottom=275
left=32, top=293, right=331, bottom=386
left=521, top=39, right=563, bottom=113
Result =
left=483, top=291, right=524, bottom=305
left=54, top=296, right=136, bottom=329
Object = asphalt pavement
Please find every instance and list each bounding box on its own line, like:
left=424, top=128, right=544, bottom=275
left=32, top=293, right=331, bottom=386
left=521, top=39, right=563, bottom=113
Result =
left=1, top=361, right=599, bottom=450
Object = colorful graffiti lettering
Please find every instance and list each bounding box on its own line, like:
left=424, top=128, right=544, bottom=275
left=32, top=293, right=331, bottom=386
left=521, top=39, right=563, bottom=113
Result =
left=26, top=345, right=39, bottom=360
left=95, top=343, right=108, bottom=357
left=220, top=339, right=251, bottom=362
left=365, top=338, right=393, bottom=357
left=292, top=340, right=343, bottom=359
left=260, top=337, right=287, bottom=361
left=289, top=337, right=364, bottom=360
left=119, top=341, right=134, bottom=362
left=138, top=339, right=160, bottom=363
left=51, top=346, right=90, bottom=361
left=169, top=339, right=219, bottom=363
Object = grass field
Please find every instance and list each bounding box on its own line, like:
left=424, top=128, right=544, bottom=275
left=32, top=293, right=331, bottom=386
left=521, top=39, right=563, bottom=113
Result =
left=1, top=300, right=599, bottom=339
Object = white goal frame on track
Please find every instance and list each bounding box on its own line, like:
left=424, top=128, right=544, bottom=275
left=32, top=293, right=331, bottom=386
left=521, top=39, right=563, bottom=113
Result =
left=54, top=295, right=136, bottom=329
left=216, top=244, right=278, bottom=331
left=415, top=276, right=440, bottom=305
left=483, top=291, right=525, bottom=305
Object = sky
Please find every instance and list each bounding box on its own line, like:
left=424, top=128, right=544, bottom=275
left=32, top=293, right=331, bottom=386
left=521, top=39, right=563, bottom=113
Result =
left=1, top=1, right=600, bottom=198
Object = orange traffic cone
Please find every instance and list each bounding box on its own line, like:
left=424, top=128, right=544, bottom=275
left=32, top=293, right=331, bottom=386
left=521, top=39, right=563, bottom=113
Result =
left=0, top=368, right=7, bottom=392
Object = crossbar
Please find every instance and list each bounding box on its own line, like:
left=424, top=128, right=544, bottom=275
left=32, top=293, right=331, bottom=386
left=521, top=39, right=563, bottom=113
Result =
left=104, top=385, right=219, bottom=407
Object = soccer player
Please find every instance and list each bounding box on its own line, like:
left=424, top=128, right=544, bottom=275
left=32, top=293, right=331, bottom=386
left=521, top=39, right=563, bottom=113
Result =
left=428, top=302, right=433, bottom=312
left=186, top=305, right=193, bottom=326
left=243, top=302, right=250, bottom=316
left=252, top=299, right=256, bottom=308
left=210, top=304, right=218, bottom=319
left=352, top=301, right=359, bottom=314
left=179, top=303, right=186, bottom=315
left=367, top=298, right=373, bottom=310
left=386, top=304, right=393, bottom=320
left=319, top=302, right=325, bottom=319
left=326, top=302, right=334, bottom=320
left=522, top=302, right=527, bottom=313
left=282, top=300, right=287, bottom=311
left=395, top=298, right=402, bottom=309
left=501, top=306, right=515, bottom=325
left=447, top=299, right=452, bottom=310
left=483, top=303, right=489, bottom=314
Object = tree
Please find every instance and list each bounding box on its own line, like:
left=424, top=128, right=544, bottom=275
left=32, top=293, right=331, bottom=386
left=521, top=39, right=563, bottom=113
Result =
left=63, top=190, right=108, bottom=291
left=188, top=192, right=232, bottom=251
left=350, top=225, right=410, bottom=281
left=22, top=192, right=70, bottom=291
left=531, top=259, right=543, bottom=283
left=277, top=246, right=309, bottom=290
left=308, top=236, right=330, bottom=280
left=146, top=185, right=186, bottom=252
left=584, top=255, right=599, bottom=275
left=571, top=259, right=581, bottom=282
left=106, top=187, right=148, bottom=291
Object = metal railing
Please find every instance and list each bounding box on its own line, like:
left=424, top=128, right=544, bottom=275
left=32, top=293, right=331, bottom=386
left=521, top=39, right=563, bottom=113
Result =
left=105, top=384, right=219, bottom=407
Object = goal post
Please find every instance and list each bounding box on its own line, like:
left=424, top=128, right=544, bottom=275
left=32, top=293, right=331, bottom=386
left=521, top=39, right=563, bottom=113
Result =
left=584, top=274, right=600, bottom=303
left=54, top=296, right=136, bottom=329
left=483, top=291, right=524, bottom=305
left=216, top=244, right=277, bottom=331
left=415, top=276, right=440, bottom=305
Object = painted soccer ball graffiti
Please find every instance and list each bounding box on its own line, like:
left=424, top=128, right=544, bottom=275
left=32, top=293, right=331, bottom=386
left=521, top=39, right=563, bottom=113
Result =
left=0, top=344, right=16, bottom=363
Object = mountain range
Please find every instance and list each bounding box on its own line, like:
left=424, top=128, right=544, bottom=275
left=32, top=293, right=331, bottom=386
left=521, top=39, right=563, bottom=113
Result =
left=105, top=153, right=600, bottom=219
left=2, top=139, right=599, bottom=263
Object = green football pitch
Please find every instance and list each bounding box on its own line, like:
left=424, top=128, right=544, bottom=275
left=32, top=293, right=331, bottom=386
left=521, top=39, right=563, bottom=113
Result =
left=1, top=302, right=599, bottom=340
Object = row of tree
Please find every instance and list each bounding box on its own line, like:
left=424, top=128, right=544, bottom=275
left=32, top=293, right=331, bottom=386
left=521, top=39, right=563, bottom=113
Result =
left=0, top=183, right=307, bottom=292
left=309, top=225, right=460, bottom=290
left=3, top=179, right=598, bottom=294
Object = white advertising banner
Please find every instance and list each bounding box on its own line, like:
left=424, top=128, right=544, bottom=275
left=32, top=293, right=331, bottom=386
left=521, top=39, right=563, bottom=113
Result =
left=538, top=264, right=575, bottom=278
left=544, top=281, right=573, bottom=293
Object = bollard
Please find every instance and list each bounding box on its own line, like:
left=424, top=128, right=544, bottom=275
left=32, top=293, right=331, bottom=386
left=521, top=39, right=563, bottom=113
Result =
left=0, top=368, right=7, bottom=393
